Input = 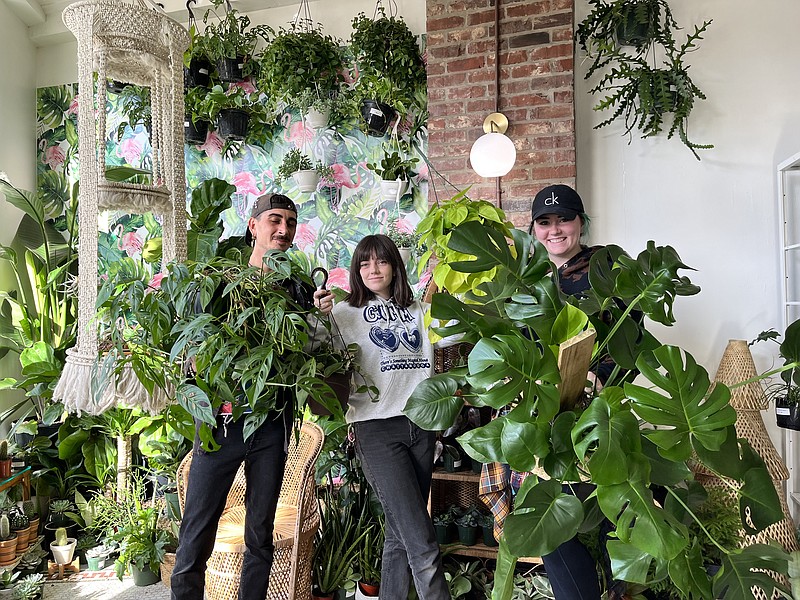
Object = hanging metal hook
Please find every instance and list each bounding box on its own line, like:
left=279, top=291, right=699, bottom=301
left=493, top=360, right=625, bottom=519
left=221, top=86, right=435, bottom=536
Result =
left=186, top=0, right=196, bottom=29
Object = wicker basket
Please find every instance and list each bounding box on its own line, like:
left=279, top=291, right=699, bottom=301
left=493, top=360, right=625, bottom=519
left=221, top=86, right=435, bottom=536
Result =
left=160, top=552, right=176, bottom=589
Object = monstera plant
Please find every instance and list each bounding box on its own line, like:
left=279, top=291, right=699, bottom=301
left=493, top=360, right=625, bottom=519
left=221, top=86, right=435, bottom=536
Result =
left=404, top=212, right=789, bottom=599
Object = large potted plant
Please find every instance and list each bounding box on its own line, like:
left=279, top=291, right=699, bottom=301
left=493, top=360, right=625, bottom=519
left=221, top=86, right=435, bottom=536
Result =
left=348, top=8, right=426, bottom=136
left=403, top=198, right=791, bottom=598
left=575, top=0, right=713, bottom=159
left=258, top=23, right=344, bottom=115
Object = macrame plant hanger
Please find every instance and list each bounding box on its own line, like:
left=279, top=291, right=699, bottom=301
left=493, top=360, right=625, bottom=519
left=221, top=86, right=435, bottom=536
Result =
left=54, top=0, right=189, bottom=415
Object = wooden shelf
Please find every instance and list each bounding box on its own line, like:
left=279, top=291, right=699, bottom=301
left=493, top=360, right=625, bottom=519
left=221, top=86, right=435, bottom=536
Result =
left=431, top=468, right=480, bottom=482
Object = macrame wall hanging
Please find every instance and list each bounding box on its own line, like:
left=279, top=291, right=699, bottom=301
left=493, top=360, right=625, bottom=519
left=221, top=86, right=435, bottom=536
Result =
left=54, top=0, right=189, bottom=415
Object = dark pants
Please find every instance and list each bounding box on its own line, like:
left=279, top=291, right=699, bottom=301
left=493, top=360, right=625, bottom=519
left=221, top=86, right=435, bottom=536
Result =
left=171, top=412, right=289, bottom=600
left=353, top=416, right=449, bottom=600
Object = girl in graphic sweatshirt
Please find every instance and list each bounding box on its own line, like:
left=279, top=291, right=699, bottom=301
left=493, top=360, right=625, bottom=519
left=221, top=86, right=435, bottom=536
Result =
left=313, top=234, right=449, bottom=600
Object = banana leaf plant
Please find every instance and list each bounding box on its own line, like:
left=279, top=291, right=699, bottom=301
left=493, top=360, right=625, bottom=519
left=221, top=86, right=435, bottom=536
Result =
left=403, top=216, right=789, bottom=599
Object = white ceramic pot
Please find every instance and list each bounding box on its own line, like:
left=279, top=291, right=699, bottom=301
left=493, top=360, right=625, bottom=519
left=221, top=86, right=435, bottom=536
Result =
left=380, top=179, right=409, bottom=203
left=293, top=170, right=320, bottom=193
left=304, top=107, right=330, bottom=129
left=398, top=247, right=412, bottom=264
left=50, top=537, right=77, bottom=564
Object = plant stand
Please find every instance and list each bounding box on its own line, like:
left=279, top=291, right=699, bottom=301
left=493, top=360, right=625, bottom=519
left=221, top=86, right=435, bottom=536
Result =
left=47, top=557, right=80, bottom=580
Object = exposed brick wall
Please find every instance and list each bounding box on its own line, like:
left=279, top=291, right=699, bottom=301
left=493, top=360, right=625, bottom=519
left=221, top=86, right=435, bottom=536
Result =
left=426, top=0, right=576, bottom=228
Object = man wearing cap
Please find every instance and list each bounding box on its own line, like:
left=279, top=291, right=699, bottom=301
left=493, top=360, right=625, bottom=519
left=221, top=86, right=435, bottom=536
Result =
left=171, top=193, right=331, bottom=600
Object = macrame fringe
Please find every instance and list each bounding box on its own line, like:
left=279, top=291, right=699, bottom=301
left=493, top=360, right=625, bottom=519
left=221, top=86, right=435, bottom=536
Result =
left=53, top=349, right=171, bottom=416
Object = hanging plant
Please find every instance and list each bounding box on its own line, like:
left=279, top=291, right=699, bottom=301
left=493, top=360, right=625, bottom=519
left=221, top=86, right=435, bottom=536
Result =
left=348, top=4, right=426, bottom=124
left=258, top=0, right=344, bottom=112
left=576, top=0, right=712, bottom=160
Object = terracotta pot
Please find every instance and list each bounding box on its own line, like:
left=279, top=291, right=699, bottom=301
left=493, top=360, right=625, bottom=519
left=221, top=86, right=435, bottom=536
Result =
left=0, top=535, right=17, bottom=565
left=0, top=460, right=11, bottom=480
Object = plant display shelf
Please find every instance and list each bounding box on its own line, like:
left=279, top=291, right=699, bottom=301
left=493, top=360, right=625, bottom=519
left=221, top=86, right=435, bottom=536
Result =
left=428, top=468, right=539, bottom=564
left=0, top=468, right=30, bottom=501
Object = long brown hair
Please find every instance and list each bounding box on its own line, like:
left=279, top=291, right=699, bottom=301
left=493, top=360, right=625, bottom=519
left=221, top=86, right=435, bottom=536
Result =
left=346, top=234, right=413, bottom=308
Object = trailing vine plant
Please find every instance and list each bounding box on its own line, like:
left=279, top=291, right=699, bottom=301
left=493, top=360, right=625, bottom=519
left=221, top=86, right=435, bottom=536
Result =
left=576, top=0, right=713, bottom=159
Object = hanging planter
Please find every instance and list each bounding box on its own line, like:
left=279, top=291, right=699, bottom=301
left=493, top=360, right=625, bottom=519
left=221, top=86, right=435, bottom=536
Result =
left=216, top=108, right=249, bottom=141
left=360, top=100, right=396, bottom=137
left=304, top=106, right=330, bottom=129
left=216, top=56, right=246, bottom=82
left=292, top=170, right=320, bottom=193
left=184, top=117, right=209, bottom=145
left=184, top=58, right=212, bottom=88
left=379, top=179, right=409, bottom=203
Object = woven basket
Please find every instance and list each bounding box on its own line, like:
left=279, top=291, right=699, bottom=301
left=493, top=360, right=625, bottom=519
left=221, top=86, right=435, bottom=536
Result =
left=160, top=552, right=176, bottom=589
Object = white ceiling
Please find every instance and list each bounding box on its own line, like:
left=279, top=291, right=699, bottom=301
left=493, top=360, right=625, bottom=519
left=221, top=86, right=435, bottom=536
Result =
left=4, top=0, right=302, bottom=46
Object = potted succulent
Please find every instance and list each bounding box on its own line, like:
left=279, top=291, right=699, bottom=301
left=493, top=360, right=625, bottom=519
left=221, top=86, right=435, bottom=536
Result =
left=49, top=526, right=76, bottom=565
left=11, top=573, right=43, bottom=600
left=21, top=501, right=37, bottom=540
left=258, top=23, right=344, bottom=115
left=0, top=442, right=11, bottom=480
left=403, top=199, right=790, bottom=597
left=0, top=514, right=17, bottom=566
left=10, top=511, right=29, bottom=555
left=0, top=570, right=19, bottom=598
left=276, top=148, right=332, bottom=193
left=348, top=8, right=426, bottom=135
left=575, top=0, right=713, bottom=159
left=368, top=143, right=418, bottom=202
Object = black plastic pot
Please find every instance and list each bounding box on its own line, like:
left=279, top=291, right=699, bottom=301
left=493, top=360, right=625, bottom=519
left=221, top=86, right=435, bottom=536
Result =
left=776, top=398, right=800, bottom=430
left=106, top=79, right=127, bottom=94
left=481, top=524, right=498, bottom=547
left=456, top=524, right=477, bottom=546
left=216, top=56, right=245, bottom=82
left=217, top=109, right=249, bottom=141
left=360, top=100, right=396, bottom=137
left=184, top=117, right=209, bottom=145
left=184, top=58, right=212, bottom=89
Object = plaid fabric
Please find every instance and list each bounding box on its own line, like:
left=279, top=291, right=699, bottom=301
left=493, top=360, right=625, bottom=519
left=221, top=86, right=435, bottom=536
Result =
left=478, top=461, right=511, bottom=542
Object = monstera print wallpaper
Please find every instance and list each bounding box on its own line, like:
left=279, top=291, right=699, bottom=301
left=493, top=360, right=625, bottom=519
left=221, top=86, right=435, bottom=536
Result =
left=35, top=83, right=430, bottom=292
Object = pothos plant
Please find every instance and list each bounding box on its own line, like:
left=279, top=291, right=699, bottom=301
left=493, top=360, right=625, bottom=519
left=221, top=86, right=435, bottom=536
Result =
left=403, top=207, right=789, bottom=599
left=576, top=0, right=713, bottom=159
left=96, top=180, right=349, bottom=450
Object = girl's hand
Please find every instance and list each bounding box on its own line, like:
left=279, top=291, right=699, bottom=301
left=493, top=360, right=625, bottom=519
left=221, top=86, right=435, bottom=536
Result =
left=313, top=289, right=334, bottom=315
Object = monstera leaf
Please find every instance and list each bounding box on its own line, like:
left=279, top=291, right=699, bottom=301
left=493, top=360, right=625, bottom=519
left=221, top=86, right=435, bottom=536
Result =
left=713, top=544, right=790, bottom=600
left=403, top=371, right=465, bottom=431
left=625, top=345, right=736, bottom=461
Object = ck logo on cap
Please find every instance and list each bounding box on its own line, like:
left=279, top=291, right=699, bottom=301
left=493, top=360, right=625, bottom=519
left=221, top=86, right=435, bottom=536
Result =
left=544, top=192, right=559, bottom=206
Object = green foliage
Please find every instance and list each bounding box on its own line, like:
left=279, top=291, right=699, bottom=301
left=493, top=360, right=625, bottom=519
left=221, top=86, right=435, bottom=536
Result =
left=415, top=190, right=513, bottom=294
left=258, top=24, right=344, bottom=108
left=367, top=143, right=418, bottom=181
left=575, top=0, right=713, bottom=159
left=276, top=149, right=332, bottom=184
left=113, top=85, right=151, bottom=142
left=199, top=0, right=272, bottom=68
left=401, top=199, right=787, bottom=599
left=349, top=8, right=426, bottom=113
left=12, top=573, right=44, bottom=600
left=753, top=318, right=800, bottom=405
left=386, top=220, right=420, bottom=250
left=0, top=569, right=19, bottom=590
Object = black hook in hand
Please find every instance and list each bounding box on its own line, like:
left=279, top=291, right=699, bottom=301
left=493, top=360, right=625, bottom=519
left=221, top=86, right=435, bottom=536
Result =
left=311, top=267, right=329, bottom=291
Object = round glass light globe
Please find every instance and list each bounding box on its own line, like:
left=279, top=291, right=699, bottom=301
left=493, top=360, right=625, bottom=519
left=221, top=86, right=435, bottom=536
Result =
left=469, top=133, right=516, bottom=177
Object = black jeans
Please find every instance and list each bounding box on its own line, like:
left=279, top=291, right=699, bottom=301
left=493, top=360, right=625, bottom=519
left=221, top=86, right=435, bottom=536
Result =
left=353, top=416, right=449, bottom=600
left=171, top=412, right=289, bottom=600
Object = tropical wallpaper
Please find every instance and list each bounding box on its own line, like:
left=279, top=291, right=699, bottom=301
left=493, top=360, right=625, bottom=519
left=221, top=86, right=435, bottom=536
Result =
left=35, top=83, right=430, bottom=292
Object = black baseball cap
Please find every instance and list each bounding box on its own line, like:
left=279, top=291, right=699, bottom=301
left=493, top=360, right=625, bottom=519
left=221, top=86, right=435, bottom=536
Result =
left=530, top=184, right=585, bottom=221
left=244, top=193, right=297, bottom=245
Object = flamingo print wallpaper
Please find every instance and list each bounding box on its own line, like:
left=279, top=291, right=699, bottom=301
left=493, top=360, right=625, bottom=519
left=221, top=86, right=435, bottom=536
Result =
left=35, top=83, right=430, bottom=292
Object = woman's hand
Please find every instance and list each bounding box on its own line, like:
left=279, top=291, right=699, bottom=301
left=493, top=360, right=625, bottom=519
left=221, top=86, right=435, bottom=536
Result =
left=313, top=289, right=334, bottom=315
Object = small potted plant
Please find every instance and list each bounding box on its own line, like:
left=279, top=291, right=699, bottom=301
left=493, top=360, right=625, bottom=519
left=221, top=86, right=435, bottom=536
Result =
left=10, top=511, right=29, bottom=555
left=276, top=148, right=332, bottom=193
left=293, top=87, right=341, bottom=130
left=184, top=22, right=213, bottom=89
left=356, top=518, right=383, bottom=599
left=184, top=86, right=214, bottom=145
left=368, top=144, right=418, bottom=202
left=21, top=502, right=37, bottom=540
left=0, top=442, right=11, bottom=480
left=49, top=526, right=76, bottom=565
left=386, top=221, right=420, bottom=264
left=11, top=573, right=44, bottom=600
left=478, top=512, right=497, bottom=547
left=454, top=507, right=479, bottom=546
left=442, top=444, right=461, bottom=473
left=0, top=514, right=18, bottom=567
left=753, top=319, right=800, bottom=430
left=0, top=570, right=19, bottom=597
left=432, top=507, right=457, bottom=545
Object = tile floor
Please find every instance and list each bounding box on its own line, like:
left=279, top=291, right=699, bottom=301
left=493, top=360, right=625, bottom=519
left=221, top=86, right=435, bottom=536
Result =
left=42, top=577, right=170, bottom=599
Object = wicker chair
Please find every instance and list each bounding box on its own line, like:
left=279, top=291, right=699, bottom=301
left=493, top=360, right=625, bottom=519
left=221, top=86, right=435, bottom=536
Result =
left=176, top=421, right=324, bottom=600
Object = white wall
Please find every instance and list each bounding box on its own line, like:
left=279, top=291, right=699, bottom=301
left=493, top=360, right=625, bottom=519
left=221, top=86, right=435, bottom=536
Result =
left=575, top=0, right=800, bottom=477
left=0, top=0, right=36, bottom=407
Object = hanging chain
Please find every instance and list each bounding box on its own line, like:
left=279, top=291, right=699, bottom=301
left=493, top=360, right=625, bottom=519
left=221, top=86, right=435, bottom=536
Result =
left=292, top=0, right=313, bottom=32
